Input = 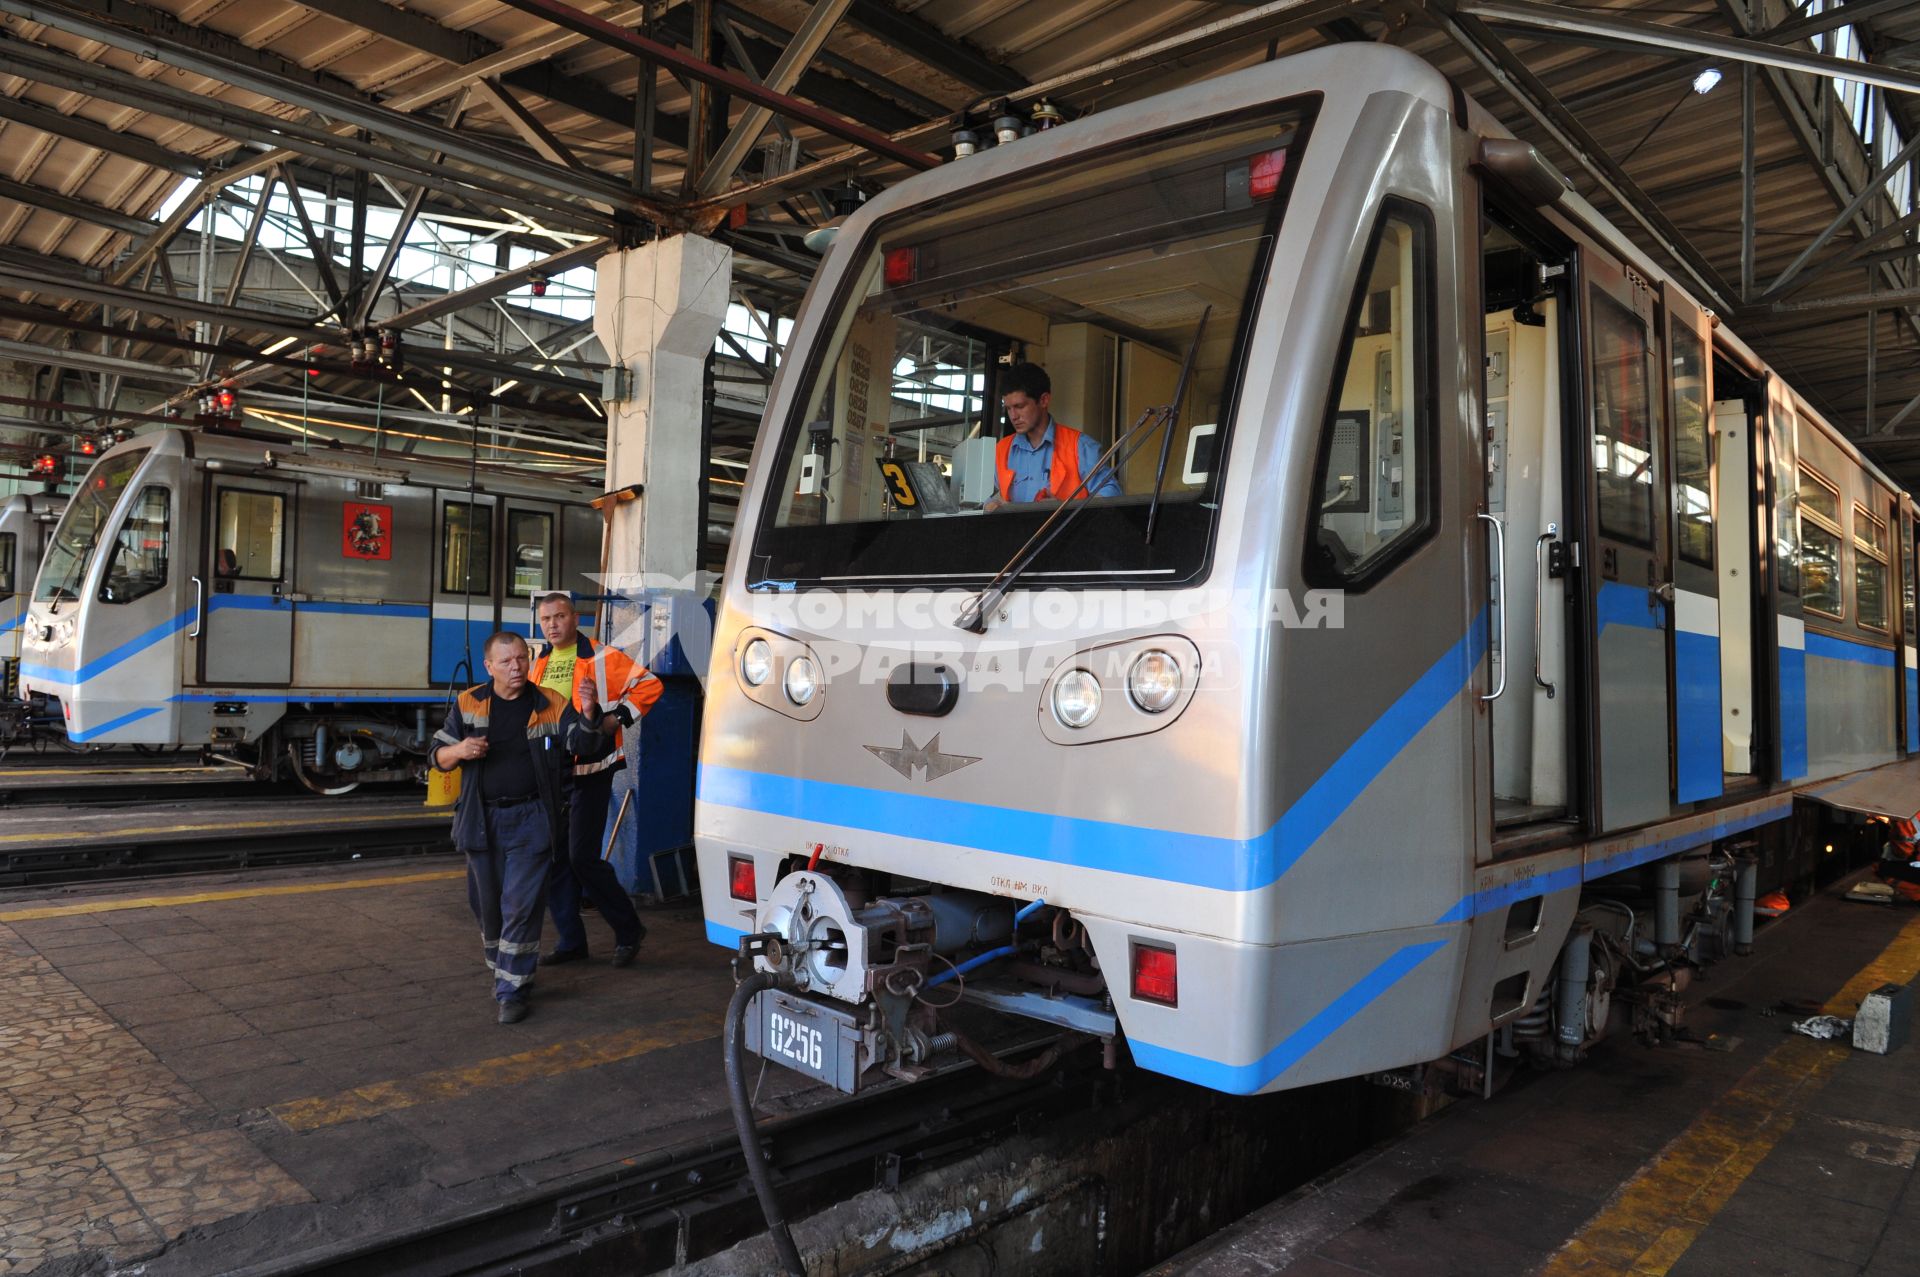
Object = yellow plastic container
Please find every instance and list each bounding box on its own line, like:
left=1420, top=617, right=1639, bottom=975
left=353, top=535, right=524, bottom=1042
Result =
left=425, top=765, right=462, bottom=808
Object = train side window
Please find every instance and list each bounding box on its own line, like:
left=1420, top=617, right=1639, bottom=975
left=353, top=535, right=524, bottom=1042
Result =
left=0, top=532, right=13, bottom=595
left=1591, top=293, right=1656, bottom=546
left=1855, top=505, right=1889, bottom=632
left=1669, top=322, right=1712, bottom=567
left=100, top=486, right=169, bottom=604
left=1306, top=202, right=1433, bottom=586
left=216, top=490, right=284, bottom=581
left=508, top=510, right=553, bottom=596
left=442, top=501, right=493, bottom=595
left=1799, top=467, right=1843, bottom=620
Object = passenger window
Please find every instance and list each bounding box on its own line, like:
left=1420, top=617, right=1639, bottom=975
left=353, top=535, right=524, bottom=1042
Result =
left=1669, top=323, right=1712, bottom=567
left=508, top=510, right=553, bottom=596
left=1855, top=505, right=1889, bottom=632
left=0, top=532, right=14, bottom=594
left=216, top=489, right=282, bottom=581
left=1799, top=468, right=1842, bottom=619
left=1306, top=204, right=1432, bottom=584
left=1772, top=404, right=1801, bottom=597
left=1591, top=293, right=1655, bottom=546
left=442, top=501, right=493, bottom=595
left=100, top=486, right=169, bottom=604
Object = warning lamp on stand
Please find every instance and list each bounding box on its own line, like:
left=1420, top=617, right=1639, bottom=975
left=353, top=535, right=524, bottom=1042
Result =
left=76, top=436, right=97, bottom=457
left=529, top=274, right=550, bottom=298
left=29, top=452, right=59, bottom=478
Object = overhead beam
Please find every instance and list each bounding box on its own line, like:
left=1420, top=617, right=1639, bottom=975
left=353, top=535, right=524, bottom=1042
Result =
left=716, top=2, right=946, bottom=120
left=1760, top=0, right=1914, bottom=47
left=0, top=266, right=329, bottom=342
left=0, top=174, right=150, bottom=236
left=1459, top=1, right=1920, bottom=98
left=491, top=0, right=941, bottom=171
left=374, top=239, right=610, bottom=334
left=0, top=94, right=201, bottom=175
left=697, top=0, right=856, bottom=195
left=0, top=336, right=195, bottom=384
left=1766, top=284, right=1920, bottom=315
left=842, top=0, right=1024, bottom=95
left=1428, top=1, right=1737, bottom=313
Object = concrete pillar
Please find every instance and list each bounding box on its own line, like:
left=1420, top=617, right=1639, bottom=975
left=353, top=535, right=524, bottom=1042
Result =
left=593, top=234, right=731, bottom=581
left=591, top=234, right=730, bottom=901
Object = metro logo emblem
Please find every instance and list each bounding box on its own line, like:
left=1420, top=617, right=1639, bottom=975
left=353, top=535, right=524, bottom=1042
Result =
left=863, top=732, right=979, bottom=782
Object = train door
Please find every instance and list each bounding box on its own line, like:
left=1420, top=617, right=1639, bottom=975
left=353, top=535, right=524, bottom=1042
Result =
left=1896, top=503, right=1912, bottom=752
left=1763, top=376, right=1808, bottom=781
left=1482, top=214, right=1572, bottom=844
left=1711, top=358, right=1760, bottom=780
left=1583, top=249, right=1672, bottom=831
left=199, top=478, right=295, bottom=686
left=431, top=491, right=498, bottom=684
left=1663, top=284, right=1721, bottom=805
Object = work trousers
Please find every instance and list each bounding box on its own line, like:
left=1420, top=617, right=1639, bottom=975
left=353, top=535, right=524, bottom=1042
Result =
left=547, top=771, right=644, bottom=954
left=465, top=799, right=552, bottom=1004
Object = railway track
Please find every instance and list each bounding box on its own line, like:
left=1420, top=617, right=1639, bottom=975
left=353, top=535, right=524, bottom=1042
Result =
left=0, top=793, right=451, bottom=887
left=231, top=1036, right=1103, bottom=1277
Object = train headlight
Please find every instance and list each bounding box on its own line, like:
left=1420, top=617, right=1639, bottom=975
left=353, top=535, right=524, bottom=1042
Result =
left=1127, top=650, right=1182, bottom=714
left=784, top=655, right=819, bottom=706
left=741, top=638, right=773, bottom=687
left=1051, top=669, right=1102, bottom=729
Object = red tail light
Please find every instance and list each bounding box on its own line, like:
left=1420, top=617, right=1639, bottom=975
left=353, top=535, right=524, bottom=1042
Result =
left=728, top=854, right=757, bottom=902
left=1248, top=148, right=1288, bottom=201
left=883, top=247, right=918, bottom=288
left=1131, top=943, right=1178, bottom=1006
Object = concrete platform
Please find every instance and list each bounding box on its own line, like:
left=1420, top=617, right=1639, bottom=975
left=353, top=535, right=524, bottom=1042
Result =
left=0, top=857, right=818, bottom=1275
left=1154, top=876, right=1920, bottom=1277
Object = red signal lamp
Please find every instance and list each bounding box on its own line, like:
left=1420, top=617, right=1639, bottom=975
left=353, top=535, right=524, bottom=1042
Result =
left=727, top=853, right=757, bottom=902
left=77, top=436, right=96, bottom=456
left=1131, top=942, right=1178, bottom=1006
left=883, top=247, right=918, bottom=289
left=216, top=389, right=236, bottom=412
left=529, top=274, right=550, bottom=298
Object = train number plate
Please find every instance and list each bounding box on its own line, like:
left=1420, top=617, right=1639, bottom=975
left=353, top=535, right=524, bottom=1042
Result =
left=746, top=990, right=855, bottom=1090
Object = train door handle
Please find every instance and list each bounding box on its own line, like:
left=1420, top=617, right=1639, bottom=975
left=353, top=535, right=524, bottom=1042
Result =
left=189, top=575, right=205, bottom=639
left=1534, top=525, right=1557, bottom=700
left=1480, top=512, right=1507, bottom=703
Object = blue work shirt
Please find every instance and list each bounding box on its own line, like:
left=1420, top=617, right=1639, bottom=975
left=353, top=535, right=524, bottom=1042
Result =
left=1003, top=420, right=1122, bottom=502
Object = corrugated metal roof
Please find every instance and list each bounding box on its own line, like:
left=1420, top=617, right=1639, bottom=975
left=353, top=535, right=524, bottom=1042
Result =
left=0, top=0, right=1913, bottom=487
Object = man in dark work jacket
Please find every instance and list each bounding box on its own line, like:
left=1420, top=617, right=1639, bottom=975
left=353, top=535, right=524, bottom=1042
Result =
left=432, top=630, right=605, bottom=1024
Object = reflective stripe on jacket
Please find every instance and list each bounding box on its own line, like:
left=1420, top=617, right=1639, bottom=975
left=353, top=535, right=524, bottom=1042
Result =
left=431, top=682, right=600, bottom=853
left=530, top=633, right=662, bottom=776
left=996, top=423, right=1088, bottom=503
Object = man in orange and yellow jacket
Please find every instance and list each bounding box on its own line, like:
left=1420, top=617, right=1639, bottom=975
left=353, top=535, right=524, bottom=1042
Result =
left=531, top=591, right=663, bottom=967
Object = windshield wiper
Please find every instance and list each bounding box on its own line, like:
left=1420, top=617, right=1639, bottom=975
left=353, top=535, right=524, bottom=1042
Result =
left=1144, top=309, right=1209, bottom=545
left=955, top=313, right=1211, bottom=636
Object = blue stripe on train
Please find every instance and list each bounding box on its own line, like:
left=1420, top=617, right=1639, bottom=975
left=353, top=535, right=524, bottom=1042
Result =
left=1779, top=643, right=1808, bottom=780
left=1674, top=629, right=1723, bottom=804
left=701, top=616, right=1489, bottom=897
left=1806, top=632, right=1897, bottom=668
left=1909, top=667, right=1919, bottom=755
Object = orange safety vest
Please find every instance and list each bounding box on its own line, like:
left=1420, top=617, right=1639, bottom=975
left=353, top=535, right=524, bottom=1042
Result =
left=997, top=423, right=1089, bottom=503
left=529, top=635, right=662, bottom=777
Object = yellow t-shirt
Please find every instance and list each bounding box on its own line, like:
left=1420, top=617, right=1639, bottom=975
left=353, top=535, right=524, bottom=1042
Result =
left=540, top=648, right=576, bottom=703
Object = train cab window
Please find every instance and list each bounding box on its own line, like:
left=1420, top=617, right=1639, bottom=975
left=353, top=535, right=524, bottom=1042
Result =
left=0, top=533, right=13, bottom=595
left=1306, top=204, right=1433, bottom=585
left=1799, top=468, right=1843, bottom=619
left=1591, top=294, right=1656, bottom=545
left=36, top=449, right=142, bottom=603
left=1855, top=505, right=1889, bottom=632
left=99, top=486, right=169, bottom=604
left=508, top=510, right=553, bottom=596
left=216, top=490, right=284, bottom=581
left=442, top=501, right=493, bottom=594
left=1670, top=323, right=1712, bottom=567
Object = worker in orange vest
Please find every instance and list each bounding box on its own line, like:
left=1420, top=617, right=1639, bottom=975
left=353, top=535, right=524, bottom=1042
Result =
left=1875, top=815, right=1920, bottom=903
left=983, top=363, right=1122, bottom=511
left=530, top=590, right=663, bottom=967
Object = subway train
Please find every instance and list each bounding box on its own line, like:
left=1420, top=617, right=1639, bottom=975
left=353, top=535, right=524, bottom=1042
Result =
left=2, top=492, right=64, bottom=746
left=14, top=428, right=605, bottom=790
left=696, top=43, right=1920, bottom=1099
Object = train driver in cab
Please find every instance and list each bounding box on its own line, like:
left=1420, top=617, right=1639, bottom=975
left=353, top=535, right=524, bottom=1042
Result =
left=530, top=590, right=662, bottom=971
left=983, top=363, right=1121, bottom=511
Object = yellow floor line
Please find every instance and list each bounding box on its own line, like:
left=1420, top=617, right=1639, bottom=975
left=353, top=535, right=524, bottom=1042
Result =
left=0, top=867, right=464, bottom=922
left=1540, top=911, right=1920, bottom=1277
left=0, top=766, right=211, bottom=777
left=271, top=1011, right=727, bottom=1130
left=0, top=808, right=443, bottom=847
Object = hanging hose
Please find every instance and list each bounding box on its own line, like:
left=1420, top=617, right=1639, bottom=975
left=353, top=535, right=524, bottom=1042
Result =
left=725, top=972, right=807, bottom=1277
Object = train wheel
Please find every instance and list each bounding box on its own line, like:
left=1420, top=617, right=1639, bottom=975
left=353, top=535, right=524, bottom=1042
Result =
left=286, top=744, right=360, bottom=796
